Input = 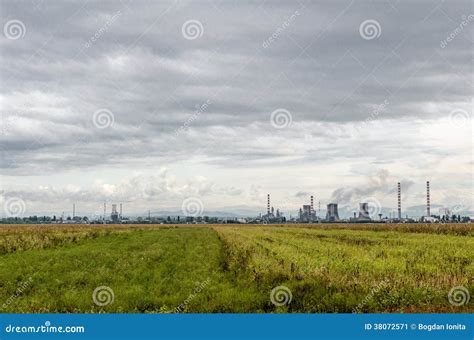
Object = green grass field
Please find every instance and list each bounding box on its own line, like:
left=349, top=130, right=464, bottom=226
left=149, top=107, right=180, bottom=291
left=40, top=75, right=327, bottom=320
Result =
left=0, top=224, right=472, bottom=313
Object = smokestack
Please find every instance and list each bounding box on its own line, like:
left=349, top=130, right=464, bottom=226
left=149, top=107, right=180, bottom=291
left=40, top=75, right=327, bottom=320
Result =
left=267, top=194, right=270, bottom=215
left=120, top=203, right=122, bottom=219
left=73, top=203, right=75, bottom=219
left=103, top=202, right=106, bottom=224
left=426, top=181, right=430, bottom=217
left=310, top=195, right=314, bottom=215
left=397, top=182, right=401, bottom=220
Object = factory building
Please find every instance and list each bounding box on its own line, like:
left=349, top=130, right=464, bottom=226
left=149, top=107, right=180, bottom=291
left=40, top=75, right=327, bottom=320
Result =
left=262, top=194, right=285, bottom=222
left=111, top=204, right=119, bottom=223
left=298, top=195, right=317, bottom=222
left=298, top=204, right=311, bottom=222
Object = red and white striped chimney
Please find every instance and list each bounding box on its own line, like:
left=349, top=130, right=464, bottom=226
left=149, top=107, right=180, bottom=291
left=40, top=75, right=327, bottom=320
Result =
left=426, top=181, right=430, bottom=217
left=397, top=182, right=401, bottom=220
left=267, top=194, right=270, bottom=215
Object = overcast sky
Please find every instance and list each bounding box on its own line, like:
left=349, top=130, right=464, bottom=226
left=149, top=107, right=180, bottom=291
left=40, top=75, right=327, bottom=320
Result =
left=0, top=0, right=472, bottom=217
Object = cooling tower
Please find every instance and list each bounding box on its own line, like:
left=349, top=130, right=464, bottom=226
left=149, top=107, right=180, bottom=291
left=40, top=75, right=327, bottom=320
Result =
left=326, top=203, right=339, bottom=222
left=358, top=203, right=371, bottom=220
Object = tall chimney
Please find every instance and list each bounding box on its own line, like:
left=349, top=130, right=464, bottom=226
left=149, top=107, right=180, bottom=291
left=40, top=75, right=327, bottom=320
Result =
left=267, top=194, right=270, bottom=215
left=73, top=203, right=75, bottom=219
left=397, top=182, right=401, bottom=220
left=103, top=202, right=106, bottom=224
left=426, top=181, right=430, bottom=217
left=310, top=195, right=314, bottom=215
left=120, top=203, right=122, bottom=219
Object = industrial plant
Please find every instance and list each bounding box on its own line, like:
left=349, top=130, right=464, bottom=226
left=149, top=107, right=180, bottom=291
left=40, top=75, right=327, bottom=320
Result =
left=261, top=194, right=285, bottom=223
left=259, top=180, right=468, bottom=224
left=1, top=180, right=471, bottom=225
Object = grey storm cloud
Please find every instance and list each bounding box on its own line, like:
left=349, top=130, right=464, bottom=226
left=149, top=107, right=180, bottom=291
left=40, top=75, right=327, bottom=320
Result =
left=330, top=169, right=415, bottom=205
left=0, top=0, right=472, bottom=214
left=295, top=191, right=311, bottom=198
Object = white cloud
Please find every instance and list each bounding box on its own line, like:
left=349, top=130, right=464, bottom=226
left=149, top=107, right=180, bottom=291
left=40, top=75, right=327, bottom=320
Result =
left=0, top=0, right=471, bottom=215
